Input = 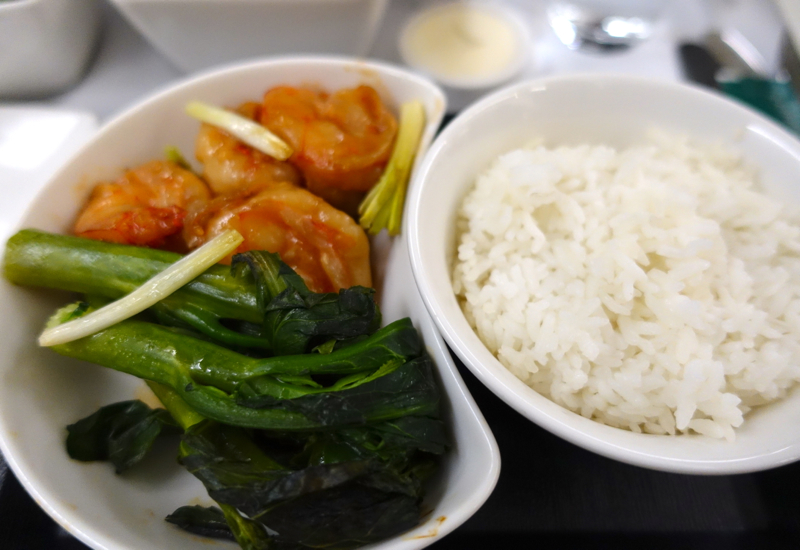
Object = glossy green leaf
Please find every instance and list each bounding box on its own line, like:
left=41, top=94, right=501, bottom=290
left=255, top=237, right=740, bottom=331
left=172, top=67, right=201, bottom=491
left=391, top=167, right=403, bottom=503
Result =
left=66, top=400, right=178, bottom=473
left=165, top=505, right=236, bottom=541
left=232, top=250, right=380, bottom=356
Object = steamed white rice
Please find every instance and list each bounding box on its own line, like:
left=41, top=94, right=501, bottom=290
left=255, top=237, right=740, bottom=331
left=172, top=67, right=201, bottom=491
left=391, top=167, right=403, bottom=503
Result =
left=452, top=132, right=800, bottom=440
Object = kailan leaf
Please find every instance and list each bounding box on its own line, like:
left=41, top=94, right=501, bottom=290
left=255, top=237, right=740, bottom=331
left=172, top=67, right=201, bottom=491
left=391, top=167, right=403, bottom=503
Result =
left=254, top=482, right=420, bottom=550
left=165, top=504, right=273, bottom=550
left=178, top=422, right=423, bottom=550
left=235, top=355, right=442, bottom=427
left=48, top=304, right=426, bottom=430
left=165, top=505, right=237, bottom=541
left=66, top=400, right=179, bottom=473
left=231, top=250, right=380, bottom=356
left=11, top=228, right=453, bottom=549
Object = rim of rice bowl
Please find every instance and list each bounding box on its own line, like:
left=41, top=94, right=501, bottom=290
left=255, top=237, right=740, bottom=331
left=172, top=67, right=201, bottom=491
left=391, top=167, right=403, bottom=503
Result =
left=406, top=73, right=800, bottom=474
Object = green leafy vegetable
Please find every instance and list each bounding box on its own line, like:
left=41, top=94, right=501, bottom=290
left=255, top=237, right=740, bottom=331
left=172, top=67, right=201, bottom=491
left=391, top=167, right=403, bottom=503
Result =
left=3, top=230, right=450, bottom=549
left=161, top=382, right=443, bottom=548
left=65, top=400, right=178, bottom=473
left=218, top=504, right=273, bottom=550
left=4, top=229, right=263, bottom=347
left=150, top=383, right=275, bottom=550
left=177, top=420, right=426, bottom=549
left=232, top=250, right=381, bottom=356
left=165, top=505, right=238, bottom=542
left=235, top=356, right=440, bottom=427
left=47, top=304, right=428, bottom=430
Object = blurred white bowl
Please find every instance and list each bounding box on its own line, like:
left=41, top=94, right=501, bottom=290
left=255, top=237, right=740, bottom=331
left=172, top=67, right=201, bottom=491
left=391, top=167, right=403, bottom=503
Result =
left=0, top=0, right=102, bottom=98
left=398, top=1, right=530, bottom=90
left=406, top=73, right=800, bottom=475
left=398, top=1, right=532, bottom=113
left=0, top=57, right=499, bottom=549
left=109, top=0, right=390, bottom=73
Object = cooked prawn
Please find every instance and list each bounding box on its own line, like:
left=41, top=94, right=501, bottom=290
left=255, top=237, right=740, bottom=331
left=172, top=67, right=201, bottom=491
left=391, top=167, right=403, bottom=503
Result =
left=183, top=182, right=371, bottom=293
left=259, top=85, right=397, bottom=213
left=195, top=102, right=301, bottom=196
left=73, top=160, right=212, bottom=250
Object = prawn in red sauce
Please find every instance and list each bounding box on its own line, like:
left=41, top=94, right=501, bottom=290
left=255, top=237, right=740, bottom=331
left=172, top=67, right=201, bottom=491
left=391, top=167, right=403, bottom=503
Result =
left=183, top=182, right=371, bottom=293
left=73, top=84, right=393, bottom=292
left=194, top=102, right=301, bottom=196
left=73, top=160, right=211, bottom=250
left=260, top=85, right=397, bottom=214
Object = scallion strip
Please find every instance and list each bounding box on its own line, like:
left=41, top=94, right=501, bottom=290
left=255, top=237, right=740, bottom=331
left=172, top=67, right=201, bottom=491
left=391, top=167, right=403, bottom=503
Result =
left=185, top=101, right=293, bottom=161
left=358, top=100, right=426, bottom=236
left=38, top=230, right=244, bottom=347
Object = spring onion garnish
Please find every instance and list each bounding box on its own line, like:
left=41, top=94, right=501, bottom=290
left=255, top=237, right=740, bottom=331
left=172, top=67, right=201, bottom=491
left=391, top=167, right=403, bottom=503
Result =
left=358, top=100, right=426, bottom=236
left=185, top=101, right=293, bottom=161
left=38, top=230, right=244, bottom=347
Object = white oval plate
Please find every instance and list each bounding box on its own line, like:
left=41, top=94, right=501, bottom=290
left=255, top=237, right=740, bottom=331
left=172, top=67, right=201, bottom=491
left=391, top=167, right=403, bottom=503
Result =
left=0, top=57, right=499, bottom=549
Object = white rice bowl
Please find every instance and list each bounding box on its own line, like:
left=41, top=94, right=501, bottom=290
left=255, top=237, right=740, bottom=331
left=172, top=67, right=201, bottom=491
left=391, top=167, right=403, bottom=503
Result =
left=406, top=74, right=800, bottom=474
left=452, top=131, right=800, bottom=442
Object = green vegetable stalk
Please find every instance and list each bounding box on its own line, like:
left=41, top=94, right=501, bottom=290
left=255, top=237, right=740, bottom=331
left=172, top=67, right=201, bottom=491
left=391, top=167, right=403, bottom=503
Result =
left=4, top=229, right=260, bottom=338
left=48, top=304, right=436, bottom=430
left=4, top=230, right=380, bottom=353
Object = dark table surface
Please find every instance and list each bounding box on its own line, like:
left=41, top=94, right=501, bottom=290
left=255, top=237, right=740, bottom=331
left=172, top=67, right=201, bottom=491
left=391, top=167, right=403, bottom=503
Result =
left=2, top=350, right=799, bottom=550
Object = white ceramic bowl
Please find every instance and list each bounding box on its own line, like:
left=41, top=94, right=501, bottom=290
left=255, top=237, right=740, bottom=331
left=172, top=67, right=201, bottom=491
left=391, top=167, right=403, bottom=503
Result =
left=0, top=0, right=102, bottom=98
left=407, top=73, right=800, bottom=475
left=398, top=1, right=532, bottom=114
left=398, top=1, right=531, bottom=90
left=110, top=0, right=390, bottom=73
left=0, top=57, right=499, bottom=549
